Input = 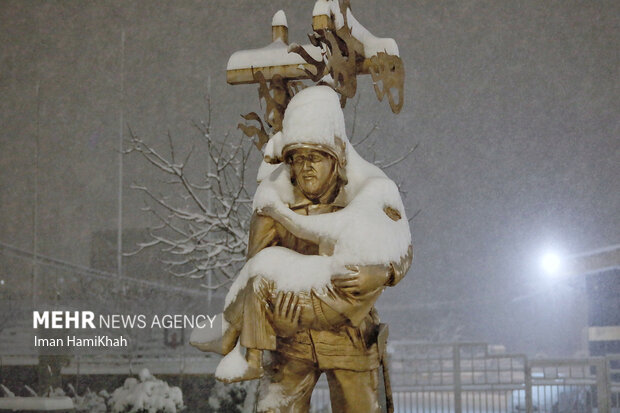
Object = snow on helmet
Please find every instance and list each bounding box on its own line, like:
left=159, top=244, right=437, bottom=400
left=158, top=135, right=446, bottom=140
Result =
left=263, top=86, right=348, bottom=168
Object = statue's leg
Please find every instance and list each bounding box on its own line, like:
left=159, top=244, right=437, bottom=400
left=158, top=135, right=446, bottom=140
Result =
left=239, top=279, right=340, bottom=347
left=190, top=297, right=244, bottom=355
left=191, top=275, right=272, bottom=355
left=325, top=368, right=381, bottom=413
left=239, top=275, right=277, bottom=351
left=257, top=354, right=321, bottom=413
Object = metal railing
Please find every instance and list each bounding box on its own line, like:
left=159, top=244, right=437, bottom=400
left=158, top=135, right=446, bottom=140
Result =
left=310, top=342, right=620, bottom=413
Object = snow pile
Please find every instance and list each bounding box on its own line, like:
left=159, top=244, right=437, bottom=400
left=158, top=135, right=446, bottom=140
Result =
left=262, top=86, right=347, bottom=160
left=109, top=368, right=183, bottom=413
left=312, top=0, right=399, bottom=57
left=0, top=396, right=74, bottom=411
left=0, top=387, right=74, bottom=411
left=68, top=385, right=108, bottom=413
left=208, top=380, right=256, bottom=413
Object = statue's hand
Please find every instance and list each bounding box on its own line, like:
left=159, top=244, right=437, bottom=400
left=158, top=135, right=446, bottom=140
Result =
left=270, top=291, right=301, bottom=337
left=257, top=204, right=278, bottom=218
left=331, top=264, right=391, bottom=296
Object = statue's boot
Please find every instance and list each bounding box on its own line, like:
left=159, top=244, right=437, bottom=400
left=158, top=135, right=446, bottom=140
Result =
left=190, top=323, right=240, bottom=356
left=218, top=348, right=264, bottom=383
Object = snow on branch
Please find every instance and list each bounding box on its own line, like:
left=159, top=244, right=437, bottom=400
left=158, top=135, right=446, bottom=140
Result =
left=124, top=102, right=253, bottom=291
left=376, top=142, right=419, bottom=169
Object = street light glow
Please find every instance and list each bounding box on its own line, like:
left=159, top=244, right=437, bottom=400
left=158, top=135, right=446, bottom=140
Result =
left=541, top=252, right=562, bottom=275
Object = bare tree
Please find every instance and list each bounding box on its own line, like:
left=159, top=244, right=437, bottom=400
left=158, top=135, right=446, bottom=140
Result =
left=125, top=97, right=254, bottom=291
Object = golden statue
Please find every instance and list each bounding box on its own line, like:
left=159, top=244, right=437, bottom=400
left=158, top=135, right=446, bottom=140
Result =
left=192, top=86, right=412, bottom=413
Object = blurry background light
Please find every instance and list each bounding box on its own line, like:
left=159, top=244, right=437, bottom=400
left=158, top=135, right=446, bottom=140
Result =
left=541, top=251, right=562, bottom=275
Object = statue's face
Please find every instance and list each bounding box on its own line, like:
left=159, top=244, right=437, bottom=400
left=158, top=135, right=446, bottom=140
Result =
left=289, top=148, right=337, bottom=200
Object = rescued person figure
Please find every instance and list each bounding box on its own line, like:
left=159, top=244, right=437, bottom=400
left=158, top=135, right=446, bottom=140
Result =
left=191, top=86, right=412, bottom=413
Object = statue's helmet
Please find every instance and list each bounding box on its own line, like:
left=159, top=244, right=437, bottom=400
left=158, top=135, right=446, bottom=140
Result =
left=264, top=86, right=348, bottom=172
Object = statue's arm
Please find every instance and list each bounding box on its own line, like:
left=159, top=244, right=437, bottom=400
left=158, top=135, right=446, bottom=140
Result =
left=386, top=244, right=413, bottom=287
left=322, top=246, right=412, bottom=327
left=247, top=212, right=279, bottom=259
left=247, top=212, right=306, bottom=335
left=332, top=245, right=413, bottom=295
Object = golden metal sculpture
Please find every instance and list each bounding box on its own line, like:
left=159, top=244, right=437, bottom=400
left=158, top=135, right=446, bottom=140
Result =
left=309, top=0, right=364, bottom=107
left=238, top=112, right=269, bottom=151
left=202, top=3, right=411, bottom=412
left=193, top=131, right=412, bottom=411
left=238, top=73, right=308, bottom=148
left=231, top=0, right=405, bottom=144
left=191, top=86, right=414, bottom=413
left=369, top=52, right=405, bottom=114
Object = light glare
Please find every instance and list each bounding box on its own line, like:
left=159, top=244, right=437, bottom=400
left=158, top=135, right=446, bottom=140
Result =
left=541, top=252, right=562, bottom=275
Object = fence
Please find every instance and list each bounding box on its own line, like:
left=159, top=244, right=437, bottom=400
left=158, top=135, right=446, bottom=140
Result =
left=310, top=342, right=620, bottom=413
left=2, top=339, right=619, bottom=412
